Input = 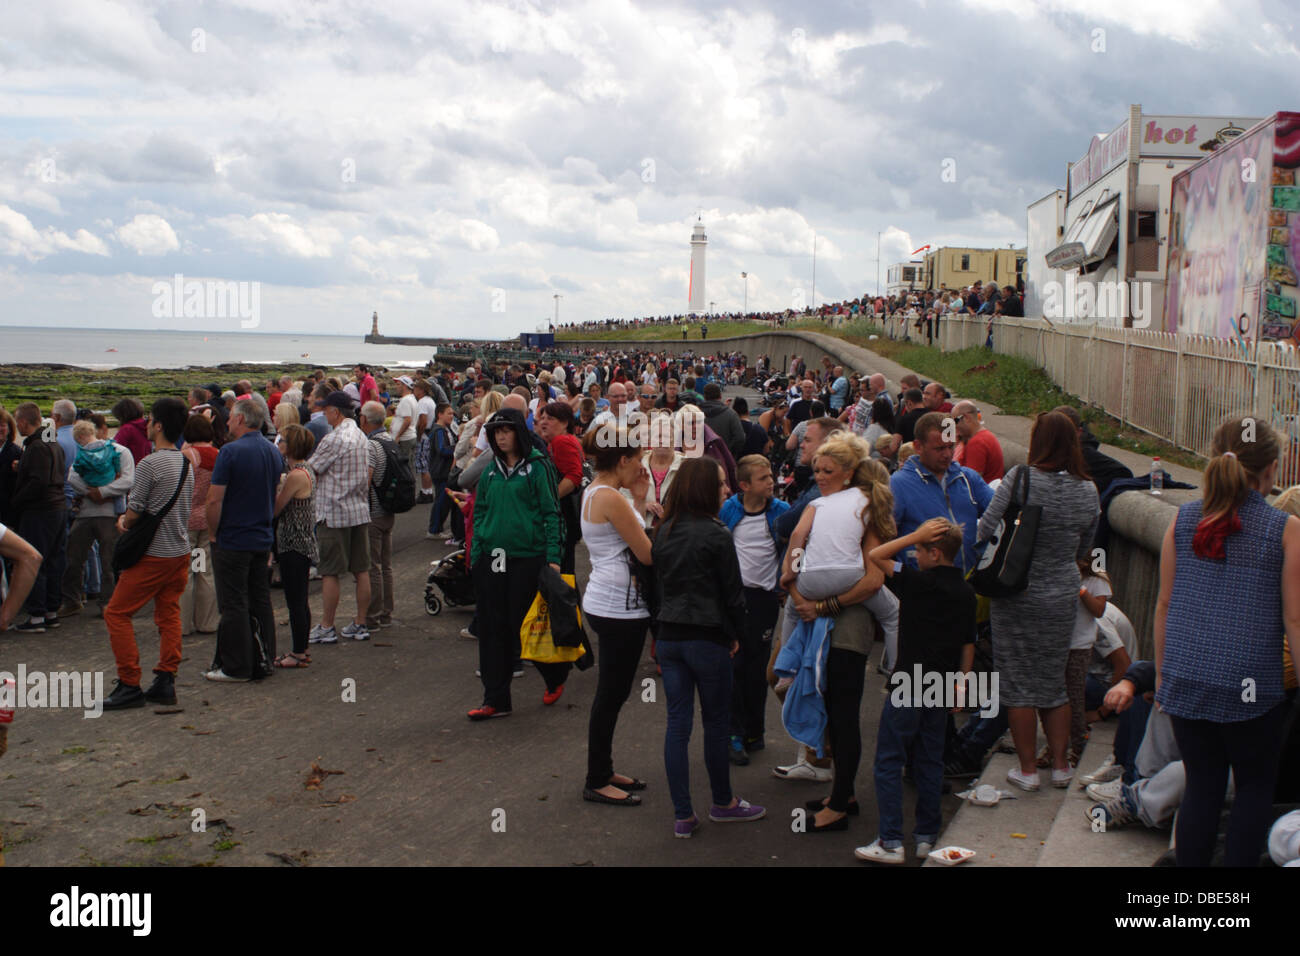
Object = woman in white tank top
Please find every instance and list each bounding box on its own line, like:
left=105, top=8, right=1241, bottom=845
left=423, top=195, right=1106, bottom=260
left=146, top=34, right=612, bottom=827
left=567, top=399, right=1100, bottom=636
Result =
left=579, top=426, right=656, bottom=807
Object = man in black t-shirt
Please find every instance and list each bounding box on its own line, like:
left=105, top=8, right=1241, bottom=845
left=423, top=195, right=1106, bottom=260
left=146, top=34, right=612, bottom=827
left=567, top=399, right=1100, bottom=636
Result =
left=895, top=389, right=926, bottom=446
left=786, top=380, right=817, bottom=428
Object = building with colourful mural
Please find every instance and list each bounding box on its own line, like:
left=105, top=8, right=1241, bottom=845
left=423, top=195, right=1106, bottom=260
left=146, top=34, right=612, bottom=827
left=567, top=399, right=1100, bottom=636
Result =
left=1164, top=112, right=1300, bottom=344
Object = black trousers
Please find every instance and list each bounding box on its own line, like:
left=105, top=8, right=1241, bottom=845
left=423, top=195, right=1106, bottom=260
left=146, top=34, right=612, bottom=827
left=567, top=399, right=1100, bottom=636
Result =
left=731, top=586, right=780, bottom=740
left=1170, top=702, right=1288, bottom=867
left=585, top=613, right=649, bottom=789
left=211, top=546, right=276, bottom=678
left=277, top=550, right=312, bottom=655
left=18, top=507, right=67, bottom=618
left=825, top=647, right=868, bottom=812
left=472, top=554, right=570, bottom=710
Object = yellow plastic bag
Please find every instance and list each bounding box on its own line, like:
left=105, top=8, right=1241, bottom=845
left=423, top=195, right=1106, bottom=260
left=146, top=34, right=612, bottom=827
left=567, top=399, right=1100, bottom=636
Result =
left=519, top=575, right=588, bottom=664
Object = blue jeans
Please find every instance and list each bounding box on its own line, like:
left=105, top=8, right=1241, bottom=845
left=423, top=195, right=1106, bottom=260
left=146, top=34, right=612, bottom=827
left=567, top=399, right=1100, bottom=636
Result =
left=874, top=698, right=946, bottom=847
left=952, top=708, right=1009, bottom=763
left=1112, top=687, right=1152, bottom=785
left=83, top=540, right=101, bottom=595
left=428, top=481, right=449, bottom=534
left=659, top=639, right=733, bottom=820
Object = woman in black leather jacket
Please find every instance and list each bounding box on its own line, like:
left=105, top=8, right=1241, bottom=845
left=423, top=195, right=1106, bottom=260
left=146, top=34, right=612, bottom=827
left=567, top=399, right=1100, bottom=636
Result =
left=651, top=457, right=765, bottom=837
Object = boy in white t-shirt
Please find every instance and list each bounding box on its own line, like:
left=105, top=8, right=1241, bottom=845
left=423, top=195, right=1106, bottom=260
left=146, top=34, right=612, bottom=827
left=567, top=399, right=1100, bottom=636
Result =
left=720, top=455, right=791, bottom=764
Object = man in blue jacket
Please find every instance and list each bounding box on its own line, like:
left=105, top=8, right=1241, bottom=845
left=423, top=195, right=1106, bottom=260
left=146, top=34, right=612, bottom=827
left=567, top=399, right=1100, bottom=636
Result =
left=890, top=412, right=993, bottom=573
left=720, top=454, right=791, bottom=765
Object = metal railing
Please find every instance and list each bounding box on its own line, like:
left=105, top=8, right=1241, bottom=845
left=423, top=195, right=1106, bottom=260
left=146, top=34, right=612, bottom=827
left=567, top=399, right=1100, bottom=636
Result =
left=884, top=315, right=1300, bottom=486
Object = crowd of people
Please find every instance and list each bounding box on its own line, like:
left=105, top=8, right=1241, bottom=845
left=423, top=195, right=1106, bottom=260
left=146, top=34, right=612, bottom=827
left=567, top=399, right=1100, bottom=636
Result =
left=1, top=343, right=1297, bottom=868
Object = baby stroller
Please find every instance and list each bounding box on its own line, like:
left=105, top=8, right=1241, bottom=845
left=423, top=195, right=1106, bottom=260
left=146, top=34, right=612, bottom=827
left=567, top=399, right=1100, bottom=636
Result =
left=425, top=548, right=476, bottom=616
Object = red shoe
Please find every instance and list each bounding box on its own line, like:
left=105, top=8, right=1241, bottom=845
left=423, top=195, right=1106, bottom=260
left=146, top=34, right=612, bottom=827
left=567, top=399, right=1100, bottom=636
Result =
left=543, top=685, right=565, bottom=706
left=467, top=705, right=511, bottom=721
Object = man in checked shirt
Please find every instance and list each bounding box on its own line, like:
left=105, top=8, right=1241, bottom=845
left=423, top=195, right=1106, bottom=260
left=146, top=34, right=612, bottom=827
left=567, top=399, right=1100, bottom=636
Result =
left=308, top=392, right=373, bottom=644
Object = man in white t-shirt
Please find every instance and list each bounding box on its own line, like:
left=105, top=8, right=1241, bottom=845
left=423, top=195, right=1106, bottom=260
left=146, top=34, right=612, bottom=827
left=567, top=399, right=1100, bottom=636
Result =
left=591, top=382, right=631, bottom=428
left=389, top=376, right=419, bottom=473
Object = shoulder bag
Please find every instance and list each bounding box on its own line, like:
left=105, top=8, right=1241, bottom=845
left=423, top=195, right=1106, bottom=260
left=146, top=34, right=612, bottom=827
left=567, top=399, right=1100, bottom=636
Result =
left=971, top=464, right=1041, bottom=598
left=112, top=458, right=190, bottom=574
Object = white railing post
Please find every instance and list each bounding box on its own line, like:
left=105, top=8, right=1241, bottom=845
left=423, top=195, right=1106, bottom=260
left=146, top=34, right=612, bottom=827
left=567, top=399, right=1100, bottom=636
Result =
left=1173, top=331, right=1184, bottom=448
left=1121, top=327, right=1129, bottom=431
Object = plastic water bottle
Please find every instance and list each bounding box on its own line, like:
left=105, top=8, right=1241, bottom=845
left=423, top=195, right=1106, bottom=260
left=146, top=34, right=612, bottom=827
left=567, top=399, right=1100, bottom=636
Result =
left=1150, top=457, right=1163, bottom=495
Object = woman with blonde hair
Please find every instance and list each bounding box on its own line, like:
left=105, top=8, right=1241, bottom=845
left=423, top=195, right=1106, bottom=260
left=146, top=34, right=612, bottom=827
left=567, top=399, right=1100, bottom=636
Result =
left=634, top=410, right=684, bottom=529
left=777, top=433, right=901, bottom=832
left=1155, top=417, right=1300, bottom=865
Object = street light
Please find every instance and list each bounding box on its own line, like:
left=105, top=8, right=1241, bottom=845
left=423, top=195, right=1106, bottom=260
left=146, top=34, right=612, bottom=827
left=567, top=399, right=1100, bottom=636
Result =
left=710, top=300, right=715, bottom=315
left=741, top=272, right=748, bottom=312
left=553, top=293, right=562, bottom=327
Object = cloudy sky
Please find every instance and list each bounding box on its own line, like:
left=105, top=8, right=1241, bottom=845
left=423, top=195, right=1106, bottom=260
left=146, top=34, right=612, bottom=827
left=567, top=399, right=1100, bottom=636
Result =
left=1, top=0, right=1296, bottom=337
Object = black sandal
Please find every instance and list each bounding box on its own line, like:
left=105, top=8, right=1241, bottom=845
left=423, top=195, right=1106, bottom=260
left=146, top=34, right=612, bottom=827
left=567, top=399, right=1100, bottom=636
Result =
left=583, top=787, right=642, bottom=806
left=805, top=798, right=860, bottom=816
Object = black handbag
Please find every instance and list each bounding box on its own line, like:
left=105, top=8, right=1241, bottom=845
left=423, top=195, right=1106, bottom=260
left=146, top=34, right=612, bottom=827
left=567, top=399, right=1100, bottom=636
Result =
left=112, top=458, right=190, bottom=574
left=971, top=465, right=1041, bottom=598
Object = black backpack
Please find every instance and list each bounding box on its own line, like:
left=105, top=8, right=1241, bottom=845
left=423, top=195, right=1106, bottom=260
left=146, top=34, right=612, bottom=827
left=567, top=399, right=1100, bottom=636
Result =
left=367, top=432, right=416, bottom=514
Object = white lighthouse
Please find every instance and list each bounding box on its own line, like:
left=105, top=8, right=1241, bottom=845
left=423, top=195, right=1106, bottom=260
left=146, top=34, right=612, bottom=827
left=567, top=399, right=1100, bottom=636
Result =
left=688, top=219, right=707, bottom=314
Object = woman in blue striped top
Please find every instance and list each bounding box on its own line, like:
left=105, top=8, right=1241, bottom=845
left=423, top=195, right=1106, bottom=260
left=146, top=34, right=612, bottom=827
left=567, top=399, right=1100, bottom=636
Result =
left=1155, top=417, right=1300, bottom=866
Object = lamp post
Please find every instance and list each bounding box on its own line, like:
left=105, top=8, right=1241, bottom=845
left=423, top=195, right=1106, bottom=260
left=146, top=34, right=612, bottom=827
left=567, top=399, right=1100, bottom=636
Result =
left=741, top=271, right=748, bottom=312
left=553, top=293, right=562, bottom=326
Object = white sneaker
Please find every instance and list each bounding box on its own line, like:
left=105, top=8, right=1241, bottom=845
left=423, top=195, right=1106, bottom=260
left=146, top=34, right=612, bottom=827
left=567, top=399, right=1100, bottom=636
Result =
left=459, top=627, right=477, bottom=640
left=1086, top=779, right=1124, bottom=802
left=772, top=756, right=833, bottom=782
left=1051, top=767, right=1074, bottom=789
left=309, top=625, right=338, bottom=644
left=1006, top=767, right=1041, bottom=792
left=341, top=621, right=370, bottom=641
left=204, top=668, right=250, bottom=683
left=916, top=841, right=934, bottom=859
left=425, top=532, right=441, bottom=540
left=1079, top=753, right=1123, bottom=786
left=855, top=839, right=904, bottom=864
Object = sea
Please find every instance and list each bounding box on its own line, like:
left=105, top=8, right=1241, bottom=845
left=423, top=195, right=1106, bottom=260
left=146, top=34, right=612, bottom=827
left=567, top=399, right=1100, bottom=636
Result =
left=0, top=326, right=446, bottom=370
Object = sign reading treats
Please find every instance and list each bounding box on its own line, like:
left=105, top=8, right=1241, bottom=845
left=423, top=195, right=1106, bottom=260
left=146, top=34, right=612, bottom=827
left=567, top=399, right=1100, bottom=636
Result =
left=1139, top=115, right=1262, bottom=157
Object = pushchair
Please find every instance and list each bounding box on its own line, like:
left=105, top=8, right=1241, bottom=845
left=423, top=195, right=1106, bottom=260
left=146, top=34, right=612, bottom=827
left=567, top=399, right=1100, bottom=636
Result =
left=424, top=548, right=476, bottom=616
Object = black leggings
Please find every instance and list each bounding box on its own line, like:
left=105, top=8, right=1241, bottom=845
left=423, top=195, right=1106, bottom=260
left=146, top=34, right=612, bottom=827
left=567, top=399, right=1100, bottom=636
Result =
left=277, top=551, right=312, bottom=654
left=1170, top=702, right=1288, bottom=867
left=825, top=647, right=868, bottom=812
left=584, top=613, right=649, bottom=790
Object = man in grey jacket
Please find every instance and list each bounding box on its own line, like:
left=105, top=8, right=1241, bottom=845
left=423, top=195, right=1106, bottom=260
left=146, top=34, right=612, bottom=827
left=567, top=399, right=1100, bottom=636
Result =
left=59, top=420, right=135, bottom=617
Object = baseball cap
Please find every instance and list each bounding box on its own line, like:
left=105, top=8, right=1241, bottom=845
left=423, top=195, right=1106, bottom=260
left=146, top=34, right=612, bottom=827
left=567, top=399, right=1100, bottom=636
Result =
left=397, top=375, right=415, bottom=387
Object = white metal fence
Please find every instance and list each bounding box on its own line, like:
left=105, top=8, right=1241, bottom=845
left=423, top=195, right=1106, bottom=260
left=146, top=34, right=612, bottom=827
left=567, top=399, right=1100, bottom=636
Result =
left=883, top=315, right=1300, bottom=486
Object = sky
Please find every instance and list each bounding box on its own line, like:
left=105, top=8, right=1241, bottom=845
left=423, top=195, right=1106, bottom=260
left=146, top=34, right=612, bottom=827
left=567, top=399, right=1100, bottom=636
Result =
left=1, top=0, right=1297, bottom=337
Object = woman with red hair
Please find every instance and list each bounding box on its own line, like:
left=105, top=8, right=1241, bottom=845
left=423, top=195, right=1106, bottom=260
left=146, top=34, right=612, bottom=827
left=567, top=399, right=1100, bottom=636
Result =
left=1155, top=416, right=1300, bottom=866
